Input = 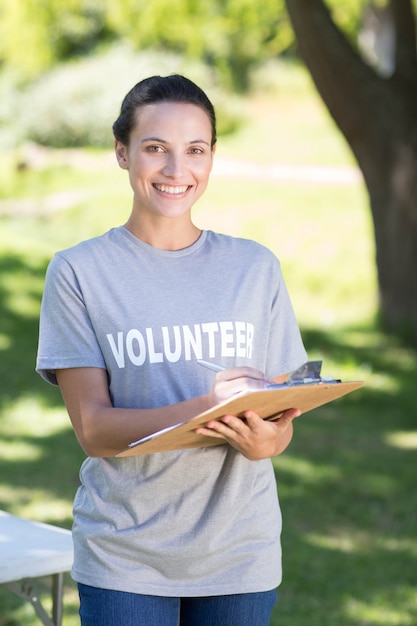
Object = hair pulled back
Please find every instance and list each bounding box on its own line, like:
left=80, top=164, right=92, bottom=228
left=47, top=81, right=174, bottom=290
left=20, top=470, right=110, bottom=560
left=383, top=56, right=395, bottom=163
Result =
left=112, top=74, right=217, bottom=147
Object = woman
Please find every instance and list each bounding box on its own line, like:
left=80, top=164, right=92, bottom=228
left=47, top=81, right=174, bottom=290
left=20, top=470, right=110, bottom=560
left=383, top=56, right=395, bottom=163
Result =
left=37, top=74, right=307, bottom=626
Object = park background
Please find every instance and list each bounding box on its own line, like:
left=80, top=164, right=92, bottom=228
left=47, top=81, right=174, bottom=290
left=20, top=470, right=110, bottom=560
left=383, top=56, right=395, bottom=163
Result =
left=0, top=1, right=416, bottom=625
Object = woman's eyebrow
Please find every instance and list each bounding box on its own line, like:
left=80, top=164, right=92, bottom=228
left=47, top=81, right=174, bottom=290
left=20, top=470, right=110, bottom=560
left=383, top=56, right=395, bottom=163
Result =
left=140, top=137, right=167, bottom=144
left=190, top=139, right=210, bottom=146
left=140, top=137, right=210, bottom=146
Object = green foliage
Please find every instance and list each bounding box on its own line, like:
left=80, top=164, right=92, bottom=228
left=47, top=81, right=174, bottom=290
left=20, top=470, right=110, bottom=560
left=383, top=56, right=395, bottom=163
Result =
left=327, top=0, right=365, bottom=34
left=15, top=46, right=146, bottom=149
left=0, top=0, right=294, bottom=90
left=6, top=47, right=243, bottom=149
left=0, top=0, right=108, bottom=78
left=51, top=0, right=109, bottom=59
left=4, top=0, right=411, bottom=91
left=0, top=0, right=53, bottom=77
left=1, top=0, right=416, bottom=91
left=104, top=0, right=293, bottom=90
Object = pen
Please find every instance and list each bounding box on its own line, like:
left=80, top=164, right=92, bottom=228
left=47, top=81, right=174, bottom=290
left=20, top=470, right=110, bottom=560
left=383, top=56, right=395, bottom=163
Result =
left=197, top=359, right=226, bottom=373
left=197, top=359, right=283, bottom=388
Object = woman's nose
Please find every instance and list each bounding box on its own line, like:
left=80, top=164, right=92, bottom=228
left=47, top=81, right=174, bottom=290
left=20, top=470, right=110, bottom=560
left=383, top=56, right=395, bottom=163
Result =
left=163, top=153, right=184, bottom=177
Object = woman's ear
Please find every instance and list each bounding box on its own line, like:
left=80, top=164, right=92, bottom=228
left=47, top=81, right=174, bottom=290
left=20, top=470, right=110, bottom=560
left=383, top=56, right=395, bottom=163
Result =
left=115, top=140, right=129, bottom=170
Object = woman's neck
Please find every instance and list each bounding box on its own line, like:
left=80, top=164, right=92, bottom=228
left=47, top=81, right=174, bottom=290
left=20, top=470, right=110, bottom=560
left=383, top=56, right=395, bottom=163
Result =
left=124, top=215, right=202, bottom=251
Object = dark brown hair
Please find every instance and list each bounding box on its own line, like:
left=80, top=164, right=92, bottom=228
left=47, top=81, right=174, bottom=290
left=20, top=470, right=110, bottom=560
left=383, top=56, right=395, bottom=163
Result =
left=112, top=74, right=217, bottom=147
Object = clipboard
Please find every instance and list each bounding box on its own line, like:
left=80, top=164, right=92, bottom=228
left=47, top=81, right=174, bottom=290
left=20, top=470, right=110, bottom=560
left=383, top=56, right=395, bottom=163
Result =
left=115, top=363, right=363, bottom=457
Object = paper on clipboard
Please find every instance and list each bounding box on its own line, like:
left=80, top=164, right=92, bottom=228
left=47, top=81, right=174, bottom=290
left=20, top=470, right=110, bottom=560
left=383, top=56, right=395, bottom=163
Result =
left=115, top=361, right=363, bottom=457
left=128, top=421, right=187, bottom=447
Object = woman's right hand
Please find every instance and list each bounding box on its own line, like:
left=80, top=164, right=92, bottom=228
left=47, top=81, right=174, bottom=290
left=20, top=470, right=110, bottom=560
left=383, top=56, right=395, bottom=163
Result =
left=208, top=367, right=271, bottom=406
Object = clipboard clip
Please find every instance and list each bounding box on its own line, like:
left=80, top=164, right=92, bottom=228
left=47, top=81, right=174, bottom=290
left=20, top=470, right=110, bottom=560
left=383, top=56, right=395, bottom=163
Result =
left=287, top=360, right=323, bottom=384
left=267, top=360, right=341, bottom=388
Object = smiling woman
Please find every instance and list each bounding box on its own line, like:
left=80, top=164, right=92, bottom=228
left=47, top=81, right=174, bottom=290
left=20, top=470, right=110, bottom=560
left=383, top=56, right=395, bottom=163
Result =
left=35, top=74, right=307, bottom=626
left=114, top=101, right=215, bottom=246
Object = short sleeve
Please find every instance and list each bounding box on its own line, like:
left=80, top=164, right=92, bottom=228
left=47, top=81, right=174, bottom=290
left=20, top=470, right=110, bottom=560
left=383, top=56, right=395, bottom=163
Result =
left=265, top=258, right=307, bottom=377
left=36, top=253, right=106, bottom=385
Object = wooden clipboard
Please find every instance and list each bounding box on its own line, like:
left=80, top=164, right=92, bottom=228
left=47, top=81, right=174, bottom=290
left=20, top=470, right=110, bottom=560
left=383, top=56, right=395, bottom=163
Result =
left=115, top=380, right=363, bottom=457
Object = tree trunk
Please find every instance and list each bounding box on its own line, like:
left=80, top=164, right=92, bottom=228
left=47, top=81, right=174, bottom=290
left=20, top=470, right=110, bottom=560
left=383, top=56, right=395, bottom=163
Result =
left=284, top=0, right=417, bottom=341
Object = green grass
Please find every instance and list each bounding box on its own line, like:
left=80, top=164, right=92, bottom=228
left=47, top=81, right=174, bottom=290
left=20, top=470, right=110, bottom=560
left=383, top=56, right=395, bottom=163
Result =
left=1, top=61, right=416, bottom=625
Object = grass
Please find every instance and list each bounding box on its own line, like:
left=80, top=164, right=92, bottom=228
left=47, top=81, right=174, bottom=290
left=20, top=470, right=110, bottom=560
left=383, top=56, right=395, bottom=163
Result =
left=1, top=60, right=416, bottom=625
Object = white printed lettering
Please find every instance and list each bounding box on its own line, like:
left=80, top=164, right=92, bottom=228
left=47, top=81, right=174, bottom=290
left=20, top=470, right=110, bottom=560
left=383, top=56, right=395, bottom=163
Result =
left=220, top=321, right=235, bottom=357
left=201, top=322, right=219, bottom=357
left=146, top=328, right=163, bottom=363
left=162, top=326, right=182, bottom=362
left=106, top=332, right=125, bottom=368
left=107, top=320, right=255, bottom=368
left=126, top=329, right=146, bottom=366
left=182, top=324, right=203, bottom=360
left=235, top=322, right=247, bottom=358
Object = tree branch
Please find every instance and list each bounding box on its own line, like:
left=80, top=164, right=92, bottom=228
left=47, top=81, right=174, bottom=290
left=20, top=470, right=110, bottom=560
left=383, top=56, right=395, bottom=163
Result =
left=391, top=0, right=417, bottom=82
left=284, top=0, right=382, bottom=140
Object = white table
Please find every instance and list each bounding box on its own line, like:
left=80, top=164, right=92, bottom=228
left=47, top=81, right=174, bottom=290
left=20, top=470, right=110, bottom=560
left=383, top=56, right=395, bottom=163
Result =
left=0, top=510, right=74, bottom=626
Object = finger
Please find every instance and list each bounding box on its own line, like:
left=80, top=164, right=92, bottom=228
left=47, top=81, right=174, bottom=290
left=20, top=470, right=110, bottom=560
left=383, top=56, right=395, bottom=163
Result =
left=215, top=366, right=267, bottom=383
left=264, top=408, right=301, bottom=423
left=240, top=410, right=263, bottom=428
left=282, top=408, right=301, bottom=420
left=194, top=426, right=227, bottom=440
left=195, top=415, right=244, bottom=438
left=214, top=376, right=269, bottom=400
left=242, top=408, right=300, bottom=426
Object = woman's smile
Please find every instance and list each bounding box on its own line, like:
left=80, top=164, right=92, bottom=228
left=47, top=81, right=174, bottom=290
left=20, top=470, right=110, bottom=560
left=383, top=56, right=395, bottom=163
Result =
left=153, top=183, right=191, bottom=195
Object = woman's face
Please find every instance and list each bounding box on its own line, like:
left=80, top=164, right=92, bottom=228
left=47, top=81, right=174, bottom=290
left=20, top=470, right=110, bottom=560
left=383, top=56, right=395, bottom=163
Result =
left=115, top=101, right=215, bottom=222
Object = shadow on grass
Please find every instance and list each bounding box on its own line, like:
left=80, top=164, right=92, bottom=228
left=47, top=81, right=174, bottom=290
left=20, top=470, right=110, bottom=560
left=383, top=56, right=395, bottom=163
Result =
left=0, top=251, right=85, bottom=524
left=0, top=251, right=62, bottom=409
left=272, top=326, right=417, bottom=625
left=0, top=251, right=83, bottom=623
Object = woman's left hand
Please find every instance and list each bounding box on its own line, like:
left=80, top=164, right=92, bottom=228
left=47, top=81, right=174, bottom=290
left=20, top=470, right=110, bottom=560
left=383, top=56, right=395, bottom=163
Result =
left=194, top=407, right=301, bottom=460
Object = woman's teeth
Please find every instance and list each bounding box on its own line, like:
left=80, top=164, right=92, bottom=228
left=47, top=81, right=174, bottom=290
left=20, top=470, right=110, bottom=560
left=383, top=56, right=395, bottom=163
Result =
left=154, top=184, right=188, bottom=194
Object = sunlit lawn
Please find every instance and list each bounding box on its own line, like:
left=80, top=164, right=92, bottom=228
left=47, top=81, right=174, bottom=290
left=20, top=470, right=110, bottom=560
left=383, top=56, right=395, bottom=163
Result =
left=1, top=61, right=416, bottom=625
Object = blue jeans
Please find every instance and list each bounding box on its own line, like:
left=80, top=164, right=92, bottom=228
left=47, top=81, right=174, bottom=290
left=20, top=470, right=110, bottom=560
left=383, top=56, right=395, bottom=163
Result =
left=78, top=583, right=277, bottom=626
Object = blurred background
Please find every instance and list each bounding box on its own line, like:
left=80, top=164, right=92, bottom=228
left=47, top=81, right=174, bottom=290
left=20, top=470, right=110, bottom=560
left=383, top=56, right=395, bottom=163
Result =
left=0, top=1, right=416, bottom=624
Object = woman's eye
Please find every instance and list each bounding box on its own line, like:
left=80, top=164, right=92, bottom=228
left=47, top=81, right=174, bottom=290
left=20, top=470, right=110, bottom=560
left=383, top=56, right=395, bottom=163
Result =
left=189, top=147, right=204, bottom=155
left=146, top=145, right=164, bottom=153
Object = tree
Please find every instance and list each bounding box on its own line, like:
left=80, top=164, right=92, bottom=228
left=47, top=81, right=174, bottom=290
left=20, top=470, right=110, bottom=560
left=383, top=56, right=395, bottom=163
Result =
left=284, top=0, right=417, bottom=341
left=104, top=0, right=293, bottom=91
left=0, top=0, right=293, bottom=90
left=0, top=0, right=374, bottom=91
left=0, top=0, right=108, bottom=78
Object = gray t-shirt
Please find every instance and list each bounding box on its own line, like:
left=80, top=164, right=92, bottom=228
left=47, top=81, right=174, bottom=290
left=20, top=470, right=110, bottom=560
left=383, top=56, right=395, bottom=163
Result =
left=36, top=227, right=307, bottom=596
